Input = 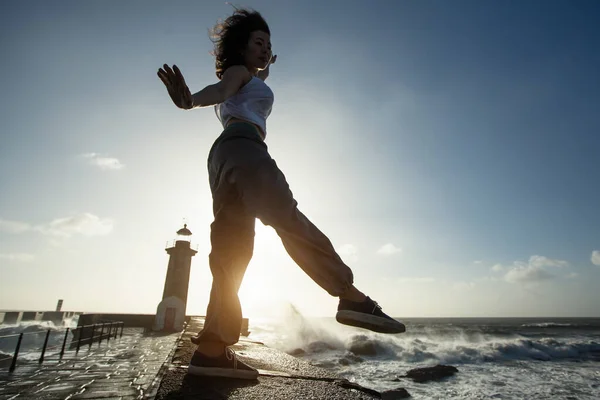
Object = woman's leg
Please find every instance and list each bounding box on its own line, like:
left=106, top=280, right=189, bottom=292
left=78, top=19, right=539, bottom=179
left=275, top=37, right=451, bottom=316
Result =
left=231, top=158, right=405, bottom=334
left=193, top=168, right=256, bottom=352
left=197, top=213, right=255, bottom=351
left=231, top=159, right=354, bottom=297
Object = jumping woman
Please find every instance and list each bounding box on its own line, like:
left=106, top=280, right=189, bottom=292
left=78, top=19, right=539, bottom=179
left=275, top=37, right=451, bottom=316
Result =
left=157, top=8, right=405, bottom=380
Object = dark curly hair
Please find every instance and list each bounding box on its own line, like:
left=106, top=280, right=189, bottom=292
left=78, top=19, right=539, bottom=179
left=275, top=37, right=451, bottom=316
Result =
left=210, top=8, right=271, bottom=80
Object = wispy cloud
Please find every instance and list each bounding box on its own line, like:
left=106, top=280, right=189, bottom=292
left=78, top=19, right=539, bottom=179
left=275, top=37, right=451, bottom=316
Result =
left=81, top=153, right=124, bottom=170
left=376, top=243, right=402, bottom=256
left=493, top=255, right=569, bottom=284
left=337, top=244, right=358, bottom=262
left=591, top=250, right=600, bottom=266
left=491, top=264, right=504, bottom=272
left=38, top=213, right=114, bottom=237
left=528, top=255, right=569, bottom=268
left=0, top=253, right=35, bottom=262
left=0, top=213, right=114, bottom=238
left=504, top=266, right=554, bottom=283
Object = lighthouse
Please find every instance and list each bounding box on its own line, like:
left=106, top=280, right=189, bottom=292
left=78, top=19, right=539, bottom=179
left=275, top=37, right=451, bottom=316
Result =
left=153, top=224, right=198, bottom=331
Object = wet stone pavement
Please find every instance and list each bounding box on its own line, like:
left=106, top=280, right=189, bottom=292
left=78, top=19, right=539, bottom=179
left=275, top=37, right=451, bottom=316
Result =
left=154, top=317, right=408, bottom=400
left=0, top=328, right=180, bottom=399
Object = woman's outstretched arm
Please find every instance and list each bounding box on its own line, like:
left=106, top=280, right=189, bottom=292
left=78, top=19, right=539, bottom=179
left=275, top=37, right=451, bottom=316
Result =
left=157, top=64, right=250, bottom=109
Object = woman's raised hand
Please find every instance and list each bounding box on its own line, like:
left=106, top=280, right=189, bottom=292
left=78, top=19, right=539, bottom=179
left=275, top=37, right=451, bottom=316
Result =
left=157, top=64, right=194, bottom=110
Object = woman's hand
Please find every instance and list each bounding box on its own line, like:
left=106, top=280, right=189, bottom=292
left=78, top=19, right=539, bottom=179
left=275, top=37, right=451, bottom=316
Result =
left=157, top=64, right=194, bottom=110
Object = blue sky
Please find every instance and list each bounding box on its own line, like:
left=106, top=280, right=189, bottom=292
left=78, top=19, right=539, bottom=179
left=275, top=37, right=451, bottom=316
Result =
left=1, top=0, right=599, bottom=318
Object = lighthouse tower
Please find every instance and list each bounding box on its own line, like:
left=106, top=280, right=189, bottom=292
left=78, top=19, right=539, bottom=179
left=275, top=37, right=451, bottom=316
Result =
left=153, top=224, right=198, bottom=331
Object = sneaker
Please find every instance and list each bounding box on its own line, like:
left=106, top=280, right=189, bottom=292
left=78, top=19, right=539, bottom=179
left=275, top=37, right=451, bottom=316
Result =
left=336, top=296, right=406, bottom=334
left=190, top=335, right=201, bottom=345
left=187, top=348, right=259, bottom=380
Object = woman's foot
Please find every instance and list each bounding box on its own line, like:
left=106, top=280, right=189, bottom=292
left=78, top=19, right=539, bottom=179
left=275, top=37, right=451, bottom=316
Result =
left=336, top=296, right=406, bottom=334
left=188, top=347, right=259, bottom=380
left=339, top=285, right=367, bottom=303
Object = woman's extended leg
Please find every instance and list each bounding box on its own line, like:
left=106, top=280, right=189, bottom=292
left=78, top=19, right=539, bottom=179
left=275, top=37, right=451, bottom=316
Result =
left=231, top=158, right=405, bottom=334
left=231, top=159, right=355, bottom=297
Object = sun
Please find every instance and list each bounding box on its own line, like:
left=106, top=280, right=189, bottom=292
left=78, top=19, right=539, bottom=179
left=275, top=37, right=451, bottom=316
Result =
left=237, top=223, right=288, bottom=317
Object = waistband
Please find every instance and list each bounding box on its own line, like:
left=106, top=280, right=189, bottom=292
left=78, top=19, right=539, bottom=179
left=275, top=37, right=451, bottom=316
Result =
left=223, top=121, right=264, bottom=140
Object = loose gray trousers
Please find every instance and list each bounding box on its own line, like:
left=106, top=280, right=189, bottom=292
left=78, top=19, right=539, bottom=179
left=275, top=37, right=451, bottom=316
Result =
left=196, top=122, right=354, bottom=346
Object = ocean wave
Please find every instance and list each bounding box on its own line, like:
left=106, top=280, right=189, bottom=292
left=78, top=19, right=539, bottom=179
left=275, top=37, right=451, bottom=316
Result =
left=0, top=320, right=65, bottom=336
left=258, top=305, right=600, bottom=366
left=294, top=334, right=600, bottom=364
left=0, top=322, right=69, bottom=355
left=0, top=349, right=12, bottom=358
left=521, top=322, right=575, bottom=328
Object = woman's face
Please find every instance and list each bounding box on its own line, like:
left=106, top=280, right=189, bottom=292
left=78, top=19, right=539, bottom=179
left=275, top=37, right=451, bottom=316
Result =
left=244, top=30, right=272, bottom=71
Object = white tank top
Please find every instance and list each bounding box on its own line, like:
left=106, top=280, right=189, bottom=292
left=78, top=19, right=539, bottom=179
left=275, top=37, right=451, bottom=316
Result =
left=215, top=76, right=274, bottom=137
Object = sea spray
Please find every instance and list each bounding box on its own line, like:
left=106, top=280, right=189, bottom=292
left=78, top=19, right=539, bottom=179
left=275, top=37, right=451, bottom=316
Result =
left=248, top=317, right=600, bottom=398
left=0, top=320, right=69, bottom=360
left=278, top=303, right=345, bottom=353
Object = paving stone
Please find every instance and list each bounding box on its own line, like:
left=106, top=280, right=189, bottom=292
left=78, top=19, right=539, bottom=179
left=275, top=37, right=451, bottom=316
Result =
left=0, top=328, right=179, bottom=400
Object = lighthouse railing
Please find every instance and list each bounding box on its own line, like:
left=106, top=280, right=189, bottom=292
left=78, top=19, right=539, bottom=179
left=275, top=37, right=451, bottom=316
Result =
left=165, top=240, right=199, bottom=250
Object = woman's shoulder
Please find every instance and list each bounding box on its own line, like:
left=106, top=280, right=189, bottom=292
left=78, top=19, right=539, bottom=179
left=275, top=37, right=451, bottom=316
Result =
left=221, top=65, right=253, bottom=84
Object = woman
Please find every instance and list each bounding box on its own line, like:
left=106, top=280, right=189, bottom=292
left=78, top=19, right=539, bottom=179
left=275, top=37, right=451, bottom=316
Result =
left=157, top=8, right=405, bottom=380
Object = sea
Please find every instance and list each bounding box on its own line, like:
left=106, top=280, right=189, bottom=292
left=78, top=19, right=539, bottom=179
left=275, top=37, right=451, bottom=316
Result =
left=2, top=313, right=599, bottom=399
left=248, top=308, right=600, bottom=399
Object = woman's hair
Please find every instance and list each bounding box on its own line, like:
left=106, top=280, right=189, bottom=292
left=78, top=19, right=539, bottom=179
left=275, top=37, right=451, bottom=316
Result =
left=210, top=8, right=270, bottom=79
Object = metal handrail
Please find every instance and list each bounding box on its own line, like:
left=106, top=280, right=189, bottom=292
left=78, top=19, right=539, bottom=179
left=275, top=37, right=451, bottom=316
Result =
left=0, top=320, right=125, bottom=372
left=0, top=322, right=118, bottom=339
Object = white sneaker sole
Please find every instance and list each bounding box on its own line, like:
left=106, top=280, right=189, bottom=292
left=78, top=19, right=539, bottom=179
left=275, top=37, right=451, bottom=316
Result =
left=336, top=310, right=406, bottom=334
left=187, top=364, right=259, bottom=380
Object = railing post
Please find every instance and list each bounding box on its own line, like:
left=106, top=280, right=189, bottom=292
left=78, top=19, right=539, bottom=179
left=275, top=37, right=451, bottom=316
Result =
left=59, top=328, right=70, bottom=360
left=76, top=326, right=83, bottom=354
left=120, top=322, right=124, bottom=338
left=9, top=333, right=23, bottom=372
left=107, top=323, right=112, bottom=342
left=98, top=323, right=105, bottom=346
left=89, top=324, right=96, bottom=349
left=39, top=329, right=51, bottom=363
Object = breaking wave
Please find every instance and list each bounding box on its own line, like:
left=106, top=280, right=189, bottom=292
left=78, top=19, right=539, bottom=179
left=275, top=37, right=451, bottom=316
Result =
left=521, top=322, right=575, bottom=328
left=256, top=305, right=600, bottom=365
left=0, top=321, right=70, bottom=357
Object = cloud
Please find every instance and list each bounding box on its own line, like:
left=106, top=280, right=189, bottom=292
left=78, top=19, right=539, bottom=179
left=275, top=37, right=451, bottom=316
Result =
left=337, top=244, right=358, bottom=262
left=376, top=243, right=402, bottom=256
left=38, top=213, right=114, bottom=237
left=491, top=264, right=504, bottom=272
left=567, top=272, right=579, bottom=279
left=491, top=255, right=572, bottom=283
left=0, top=253, right=35, bottom=262
left=0, top=218, right=31, bottom=234
left=504, top=265, right=554, bottom=284
left=493, top=255, right=569, bottom=284
left=0, top=214, right=113, bottom=238
left=81, top=153, right=124, bottom=170
left=397, top=277, right=435, bottom=284
left=528, top=255, right=569, bottom=268
left=592, top=250, right=600, bottom=266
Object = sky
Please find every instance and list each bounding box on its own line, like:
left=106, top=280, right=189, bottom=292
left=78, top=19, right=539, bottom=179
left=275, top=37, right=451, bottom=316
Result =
left=1, top=0, right=599, bottom=318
